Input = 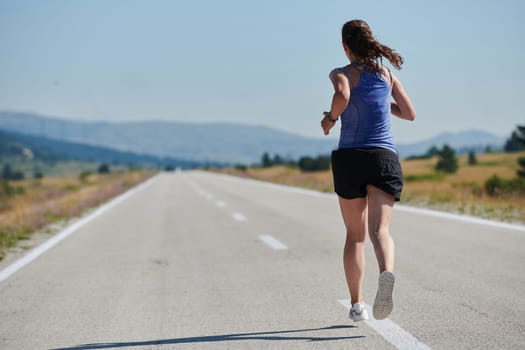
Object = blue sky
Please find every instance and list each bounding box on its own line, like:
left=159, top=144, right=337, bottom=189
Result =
left=0, top=0, right=523, bottom=143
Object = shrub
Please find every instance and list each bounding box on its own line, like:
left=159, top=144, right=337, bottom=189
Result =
left=298, top=155, right=330, bottom=172
left=468, top=151, right=477, bottom=165
left=485, top=175, right=504, bottom=196
left=435, top=144, right=458, bottom=173
left=485, top=175, right=525, bottom=196
left=78, top=171, right=92, bottom=183
left=260, top=152, right=294, bottom=168
left=261, top=152, right=272, bottom=168
left=0, top=180, right=24, bottom=198
left=1, top=180, right=14, bottom=197
left=234, top=164, right=248, bottom=172
left=98, top=163, right=111, bottom=174
left=33, top=169, right=44, bottom=179
left=504, top=125, right=525, bottom=152
left=2, top=164, right=25, bottom=180
left=470, top=182, right=483, bottom=196
left=517, top=156, right=525, bottom=178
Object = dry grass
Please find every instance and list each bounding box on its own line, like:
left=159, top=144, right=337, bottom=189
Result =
left=239, top=166, right=335, bottom=193
left=399, top=152, right=525, bottom=222
left=219, top=151, right=525, bottom=225
left=0, top=170, right=156, bottom=260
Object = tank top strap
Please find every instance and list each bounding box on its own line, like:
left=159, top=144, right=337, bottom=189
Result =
left=383, top=65, right=394, bottom=87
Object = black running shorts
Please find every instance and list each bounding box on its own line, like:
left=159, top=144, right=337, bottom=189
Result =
left=331, top=148, right=403, bottom=201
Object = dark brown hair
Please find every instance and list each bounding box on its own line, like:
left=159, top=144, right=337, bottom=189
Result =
left=342, top=19, right=404, bottom=72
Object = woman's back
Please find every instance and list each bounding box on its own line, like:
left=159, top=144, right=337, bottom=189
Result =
left=337, top=64, right=395, bottom=152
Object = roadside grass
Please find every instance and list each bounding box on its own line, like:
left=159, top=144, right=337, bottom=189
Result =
left=233, top=165, right=335, bottom=193
left=218, top=151, right=525, bottom=225
left=399, top=152, right=525, bottom=222
left=0, top=170, right=156, bottom=261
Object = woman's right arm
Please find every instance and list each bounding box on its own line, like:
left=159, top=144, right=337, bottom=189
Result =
left=321, top=70, right=351, bottom=135
left=391, top=74, right=416, bottom=121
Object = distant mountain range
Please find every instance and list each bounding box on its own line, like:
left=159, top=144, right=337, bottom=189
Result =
left=0, top=111, right=339, bottom=164
left=397, top=130, right=505, bottom=157
left=0, top=129, right=206, bottom=169
left=0, top=111, right=506, bottom=164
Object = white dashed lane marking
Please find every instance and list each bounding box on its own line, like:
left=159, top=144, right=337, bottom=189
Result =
left=232, top=212, right=247, bottom=221
left=258, top=235, right=288, bottom=250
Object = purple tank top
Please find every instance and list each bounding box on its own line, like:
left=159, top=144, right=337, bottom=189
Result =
left=334, top=64, right=396, bottom=153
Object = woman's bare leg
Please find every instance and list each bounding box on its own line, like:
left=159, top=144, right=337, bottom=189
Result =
left=338, top=196, right=368, bottom=304
left=366, top=185, right=395, bottom=272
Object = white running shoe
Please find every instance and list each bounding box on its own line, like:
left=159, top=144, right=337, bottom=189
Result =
left=349, top=302, right=369, bottom=322
left=373, top=271, right=395, bottom=320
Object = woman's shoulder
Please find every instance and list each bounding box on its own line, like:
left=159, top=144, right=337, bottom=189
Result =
left=329, top=67, right=349, bottom=84
left=330, top=64, right=358, bottom=72
left=331, top=65, right=360, bottom=88
left=329, top=66, right=347, bottom=77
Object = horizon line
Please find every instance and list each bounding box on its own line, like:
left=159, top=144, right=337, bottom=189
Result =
left=0, top=109, right=512, bottom=144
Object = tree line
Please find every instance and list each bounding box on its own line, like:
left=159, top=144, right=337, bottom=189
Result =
left=255, top=124, right=525, bottom=197
left=0, top=163, right=113, bottom=182
left=260, top=152, right=331, bottom=172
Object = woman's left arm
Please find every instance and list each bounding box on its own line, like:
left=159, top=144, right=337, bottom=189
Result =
left=391, top=73, right=416, bottom=121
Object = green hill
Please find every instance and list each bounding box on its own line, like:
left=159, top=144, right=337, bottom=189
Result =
left=0, top=129, right=215, bottom=177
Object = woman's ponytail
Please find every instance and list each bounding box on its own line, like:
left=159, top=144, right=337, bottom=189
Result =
left=342, top=20, right=404, bottom=71
left=375, top=41, right=403, bottom=70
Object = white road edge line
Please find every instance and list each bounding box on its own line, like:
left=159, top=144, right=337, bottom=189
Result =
left=232, top=212, right=247, bottom=221
left=338, top=299, right=432, bottom=350
left=202, top=171, right=525, bottom=232
left=258, top=235, right=288, bottom=250
left=0, top=173, right=160, bottom=284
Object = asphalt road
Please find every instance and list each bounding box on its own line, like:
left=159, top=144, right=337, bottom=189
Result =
left=0, top=171, right=524, bottom=350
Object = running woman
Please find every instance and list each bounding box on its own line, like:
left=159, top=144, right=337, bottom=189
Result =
left=321, top=19, right=416, bottom=321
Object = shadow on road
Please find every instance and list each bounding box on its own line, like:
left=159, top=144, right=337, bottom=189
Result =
left=51, top=325, right=364, bottom=349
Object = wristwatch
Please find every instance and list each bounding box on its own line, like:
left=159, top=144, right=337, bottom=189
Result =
left=326, top=112, right=338, bottom=123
